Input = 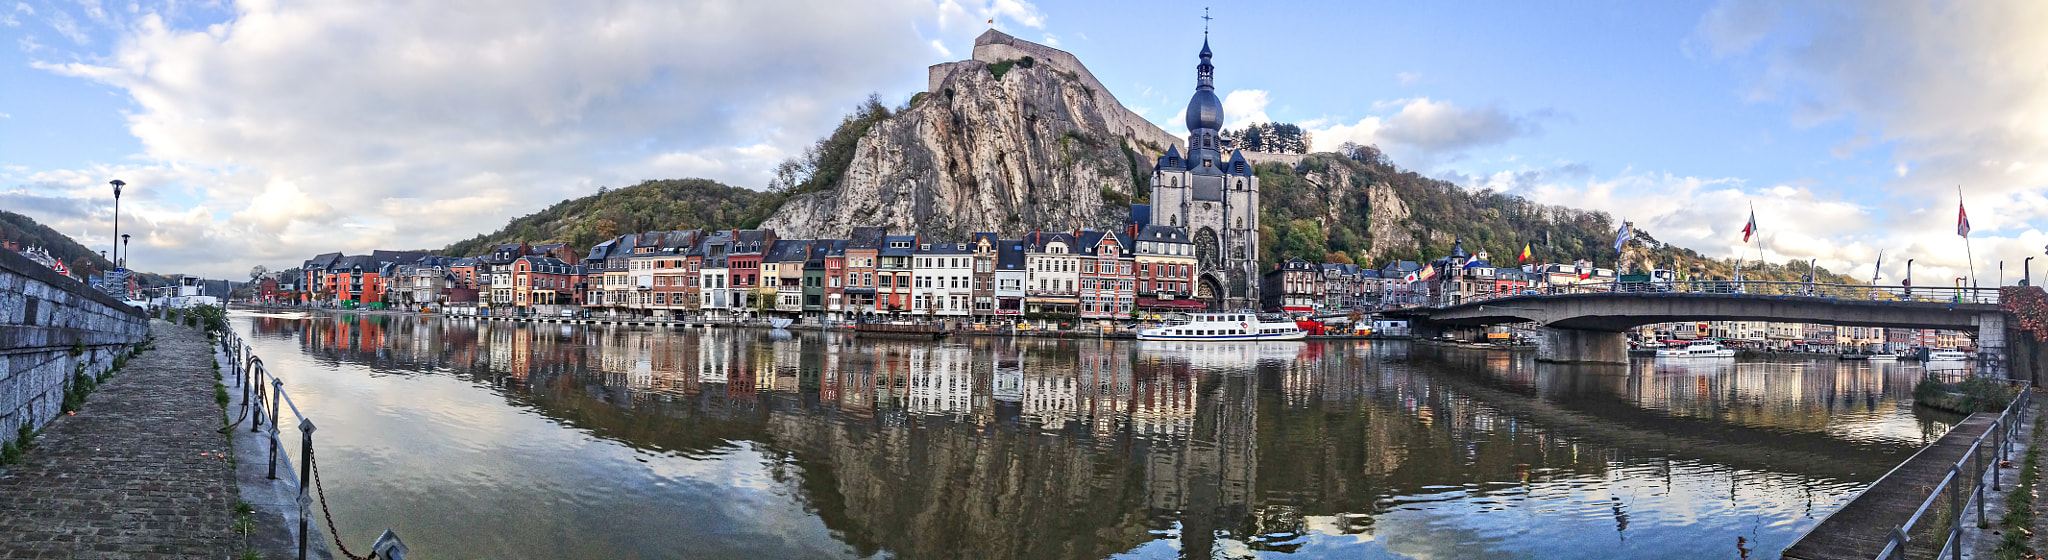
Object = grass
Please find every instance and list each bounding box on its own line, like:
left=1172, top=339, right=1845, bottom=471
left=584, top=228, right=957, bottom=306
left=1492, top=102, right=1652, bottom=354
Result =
left=1916, top=375, right=2019, bottom=413
left=1995, top=415, right=2045, bottom=560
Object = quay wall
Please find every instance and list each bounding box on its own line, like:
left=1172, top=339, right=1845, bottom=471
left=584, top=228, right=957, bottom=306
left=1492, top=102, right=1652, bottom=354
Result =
left=0, top=249, right=149, bottom=445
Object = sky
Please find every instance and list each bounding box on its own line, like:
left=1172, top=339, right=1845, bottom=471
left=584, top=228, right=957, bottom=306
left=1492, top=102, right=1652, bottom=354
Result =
left=3, top=0, right=2046, bottom=284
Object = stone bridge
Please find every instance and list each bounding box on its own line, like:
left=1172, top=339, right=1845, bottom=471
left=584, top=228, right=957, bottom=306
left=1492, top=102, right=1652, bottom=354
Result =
left=1388, top=285, right=2008, bottom=370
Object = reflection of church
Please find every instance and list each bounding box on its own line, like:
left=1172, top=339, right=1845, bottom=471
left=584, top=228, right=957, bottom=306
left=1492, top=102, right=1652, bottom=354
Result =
left=1149, top=37, right=1262, bottom=311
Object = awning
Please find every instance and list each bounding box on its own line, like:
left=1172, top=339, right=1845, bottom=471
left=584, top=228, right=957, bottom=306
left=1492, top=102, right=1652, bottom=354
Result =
left=1136, top=298, right=1207, bottom=310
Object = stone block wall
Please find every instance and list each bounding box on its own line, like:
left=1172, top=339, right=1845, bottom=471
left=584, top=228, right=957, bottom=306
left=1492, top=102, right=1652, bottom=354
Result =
left=0, top=249, right=149, bottom=445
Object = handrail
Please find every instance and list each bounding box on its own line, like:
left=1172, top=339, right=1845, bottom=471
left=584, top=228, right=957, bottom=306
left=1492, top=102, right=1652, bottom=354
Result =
left=217, top=326, right=407, bottom=560
left=1869, top=376, right=2031, bottom=560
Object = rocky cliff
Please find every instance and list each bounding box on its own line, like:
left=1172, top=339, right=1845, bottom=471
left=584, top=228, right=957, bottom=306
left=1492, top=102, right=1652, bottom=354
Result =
left=760, top=31, right=1183, bottom=240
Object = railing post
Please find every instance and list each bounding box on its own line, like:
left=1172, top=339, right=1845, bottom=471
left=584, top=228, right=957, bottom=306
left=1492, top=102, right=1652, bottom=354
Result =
left=268, top=378, right=283, bottom=480
left=299, top=416, right=313, bottom=557
left=1996, top=420, right=2005, bottom=490
left=1889, top=527, right=1910, bottom=560
left=1950, top=464, right=1963, bottom=560
left=1977, top=444, right=1988, bottom=528
left=250, top=367, right=264, bottom=434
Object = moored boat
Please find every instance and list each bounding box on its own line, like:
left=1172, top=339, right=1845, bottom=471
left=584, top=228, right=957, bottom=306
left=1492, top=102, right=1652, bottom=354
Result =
left=1926, top=350, right=1971, bottom=362
left=1655, top=341, right=1736, bottom=358
left=1136, top=313, right=1305, bottom=342
left=1867, top=353, right=1899, bottom=361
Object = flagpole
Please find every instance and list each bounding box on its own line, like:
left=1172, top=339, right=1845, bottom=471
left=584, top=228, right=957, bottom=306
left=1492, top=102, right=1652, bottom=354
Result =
left=1962, top=185, right=1978, bottom=288
left=1750, top=201, right=1765, bottom=267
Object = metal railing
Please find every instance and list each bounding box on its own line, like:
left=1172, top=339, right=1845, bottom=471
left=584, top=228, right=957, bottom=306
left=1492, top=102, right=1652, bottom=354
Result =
left=1871, top=378, right=2032, bottom=560
left=1428, top=280, right=2003, bottom=308
left=217, top=327, right=407, bottom=560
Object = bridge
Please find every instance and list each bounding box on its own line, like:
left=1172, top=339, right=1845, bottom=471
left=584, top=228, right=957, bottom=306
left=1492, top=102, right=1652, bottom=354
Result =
left=1386, top=280, right=2013, bottom=371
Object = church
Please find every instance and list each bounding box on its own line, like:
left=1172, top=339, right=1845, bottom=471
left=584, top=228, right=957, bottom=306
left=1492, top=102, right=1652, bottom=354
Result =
left=1148, top=38, right=1262, bottom=312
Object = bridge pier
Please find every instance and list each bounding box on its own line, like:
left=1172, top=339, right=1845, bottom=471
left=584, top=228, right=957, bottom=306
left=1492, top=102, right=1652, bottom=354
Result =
left=1535, top=328, right=1628, bottom=365
left=1979, top=311, right=2008, bottom=378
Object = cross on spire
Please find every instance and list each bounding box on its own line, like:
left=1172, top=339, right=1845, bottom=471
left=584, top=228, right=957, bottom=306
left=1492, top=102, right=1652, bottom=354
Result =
left=1202, top=7, right=1212, bottom=35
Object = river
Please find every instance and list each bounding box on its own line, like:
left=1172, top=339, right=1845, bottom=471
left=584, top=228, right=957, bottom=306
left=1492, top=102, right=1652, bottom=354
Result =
left=231, top=312, right=1961, bottom=559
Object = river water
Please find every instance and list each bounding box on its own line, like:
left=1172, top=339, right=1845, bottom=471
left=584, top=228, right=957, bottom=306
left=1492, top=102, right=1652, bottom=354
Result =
left=231, top=312, right=1961, bottom=560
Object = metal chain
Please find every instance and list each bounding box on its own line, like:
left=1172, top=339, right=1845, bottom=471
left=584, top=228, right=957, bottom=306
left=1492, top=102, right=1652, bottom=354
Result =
left=309, top=445, right=370, bottom=560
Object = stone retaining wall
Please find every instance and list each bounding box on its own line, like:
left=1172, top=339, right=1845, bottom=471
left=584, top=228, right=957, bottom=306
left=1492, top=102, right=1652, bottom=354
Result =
left=0, top=249, right=149, bottom=445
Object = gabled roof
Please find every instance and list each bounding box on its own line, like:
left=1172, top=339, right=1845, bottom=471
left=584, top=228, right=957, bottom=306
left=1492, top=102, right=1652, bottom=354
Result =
left=304, top=252, right=343, bottom=269
left=996, top=240, right=1027, bottom=270
left=847, top=226, right=887, bottom=250
left=1023, top=231, right=1077, bottom=251
left=1133, top=224, right=1188, bottom=243
left=916, top=241, right=971, bottom=255
left=1077, top=230, right=1132, bottom=258
left=767, top=239, right=811, bottom=263
left=880, top=235, right=918, bottom=257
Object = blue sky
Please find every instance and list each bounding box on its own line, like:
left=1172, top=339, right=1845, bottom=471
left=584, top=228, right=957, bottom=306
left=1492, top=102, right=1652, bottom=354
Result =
left=3, top=0, right=2045, bottom=282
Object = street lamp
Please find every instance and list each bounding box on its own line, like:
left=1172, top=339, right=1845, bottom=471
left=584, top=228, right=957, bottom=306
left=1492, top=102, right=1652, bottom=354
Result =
left=1904, top=259, right=1914, bottom=299
left=108, top=180, right=124, bottom=270
left=2026, top=257, right=2035, bottom=287
left=120, top=234, right=130, bottom=269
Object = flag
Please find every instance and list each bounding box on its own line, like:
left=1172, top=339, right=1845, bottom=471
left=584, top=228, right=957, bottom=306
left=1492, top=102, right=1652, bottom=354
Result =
left=1578, top=268, right=1592, bottom=281
left=1742, top=210, right=1757, bottom=243
left=1519, top=243, right=1532, bottom=263
left=1958, top=202, right=1972, bottom=237
left=1614, top=221, right=1633, bottom=254
left=1416, top=265, right=1436, bottom=281
left=987, top=18, right=994, bottom=24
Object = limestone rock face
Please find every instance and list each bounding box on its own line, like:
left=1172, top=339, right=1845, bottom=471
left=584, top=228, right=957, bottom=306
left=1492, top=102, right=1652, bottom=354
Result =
left=762, top=31, right=1181, bottom=240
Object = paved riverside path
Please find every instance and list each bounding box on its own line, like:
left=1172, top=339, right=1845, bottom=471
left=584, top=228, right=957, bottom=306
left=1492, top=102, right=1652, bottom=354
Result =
left=0, top=321, right=236, bottom=558
left=1781, top=412, right=2002, bottom=560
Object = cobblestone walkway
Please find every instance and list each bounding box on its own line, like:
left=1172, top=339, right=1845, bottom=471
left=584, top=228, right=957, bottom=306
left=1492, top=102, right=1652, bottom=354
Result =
left=0, top=321, right=236, bottom=559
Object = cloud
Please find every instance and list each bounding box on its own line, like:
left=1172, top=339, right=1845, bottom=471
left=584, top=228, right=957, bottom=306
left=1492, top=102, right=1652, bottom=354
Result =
left=1694, top=1, right=2048, bottom=230
left=18, top=0, right=1027, bottom=277
left=1219, top=89, right=1270, bottom=130
left=1396, top=72, right=1420, bottom=85
left=1310, top=98, right=1543, bottom=166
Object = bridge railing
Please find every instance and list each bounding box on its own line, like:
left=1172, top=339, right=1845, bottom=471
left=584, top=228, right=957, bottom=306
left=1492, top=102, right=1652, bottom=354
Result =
left=1519, top=280, right=2001, bottom=305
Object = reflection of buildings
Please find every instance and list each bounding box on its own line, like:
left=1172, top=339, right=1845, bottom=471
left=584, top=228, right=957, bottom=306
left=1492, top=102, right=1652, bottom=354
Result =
left=242, top=315, right=1936, bottom=560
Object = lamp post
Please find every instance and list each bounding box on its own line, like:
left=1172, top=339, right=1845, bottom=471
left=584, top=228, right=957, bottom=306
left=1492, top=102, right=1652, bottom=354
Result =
left=1905, top=259, right=1914, bottom=300
left=120, top=234, right=130, bottom=269
left=108, top=180, right=124, bottom=270
left=2026, top=257, right=2034, bottom=287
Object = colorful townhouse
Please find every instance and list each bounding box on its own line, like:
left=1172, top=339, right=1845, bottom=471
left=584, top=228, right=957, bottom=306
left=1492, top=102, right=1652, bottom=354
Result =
left=912, top=241, right=972, bottom=317
left=1076, top=230, right=1135, bottom=320
left=878, top=235, right=917, bottom=314
left=1022, top=231, right=1079, bottom=317
left=993, top=240, right=1027, bottom=316
left=843, top=228, right=885, bottom=315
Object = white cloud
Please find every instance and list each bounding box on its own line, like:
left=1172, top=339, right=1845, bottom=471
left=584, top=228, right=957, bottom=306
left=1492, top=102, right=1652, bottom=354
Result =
left=15, top=0, right=1031, bottom=277
left=1696, top=0, right=2048, bottom=229
left=1310, top=98, right=1542, bottom=167
left=1219, top=89, right=1270, bottom=130
left=1396, top=72, right=1420, bottom=85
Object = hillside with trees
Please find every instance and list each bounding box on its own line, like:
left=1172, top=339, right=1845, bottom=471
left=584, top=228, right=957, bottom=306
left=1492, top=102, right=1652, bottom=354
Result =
left=440, top=179, right=779, bottom=257
left=1, top=209, right=114, bottom=278
left=1249, top=144, right=1862, bottom=284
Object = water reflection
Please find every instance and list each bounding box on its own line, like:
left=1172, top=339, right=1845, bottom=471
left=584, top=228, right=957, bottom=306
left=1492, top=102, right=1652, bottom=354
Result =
left=238, top=313, right=1961, bottom=560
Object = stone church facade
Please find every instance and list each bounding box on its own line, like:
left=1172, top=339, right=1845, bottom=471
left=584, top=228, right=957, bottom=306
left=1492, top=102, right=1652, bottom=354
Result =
left=1149, top=39, right=1262, bottom=311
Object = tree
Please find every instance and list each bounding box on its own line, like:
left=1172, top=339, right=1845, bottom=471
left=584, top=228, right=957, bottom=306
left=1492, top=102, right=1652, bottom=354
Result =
left=249, top=265, right=268, bottom=281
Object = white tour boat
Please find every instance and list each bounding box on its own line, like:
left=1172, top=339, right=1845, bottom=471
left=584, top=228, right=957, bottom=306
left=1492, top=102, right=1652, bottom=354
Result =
left=1927, top=350, right=1971, bottom=362
left=1866, top=353, right=1899, bottom=362
left=1136, top=313, right=1306, bottom=342
left=1656, top=341, right=1736, bottom=358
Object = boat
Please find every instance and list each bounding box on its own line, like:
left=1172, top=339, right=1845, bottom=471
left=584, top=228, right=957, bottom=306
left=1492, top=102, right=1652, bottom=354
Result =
left=1927, top=350, right=1971, bottom=362
left=1867, top=353, right=1899, bottom=362
left=769, top=317, right=794, bottom=329
left=1135, top=313, right=1306, bottom=341
left=853, top=321, right=953, bottom=340
left=1655, top=341, right=1736, bottom=358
